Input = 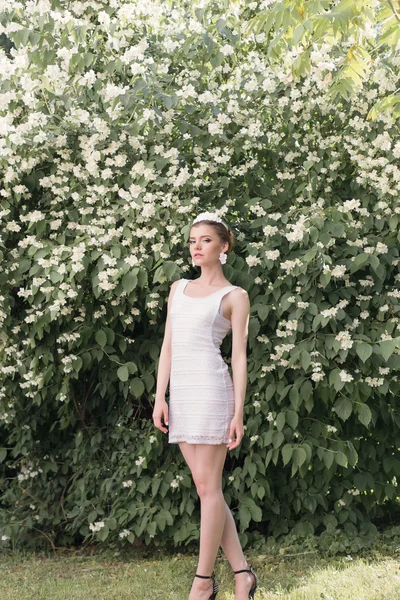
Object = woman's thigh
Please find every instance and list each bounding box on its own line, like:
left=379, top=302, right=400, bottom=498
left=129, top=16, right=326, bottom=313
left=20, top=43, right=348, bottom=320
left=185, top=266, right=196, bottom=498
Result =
left=179, top=442, right=227, bottom=492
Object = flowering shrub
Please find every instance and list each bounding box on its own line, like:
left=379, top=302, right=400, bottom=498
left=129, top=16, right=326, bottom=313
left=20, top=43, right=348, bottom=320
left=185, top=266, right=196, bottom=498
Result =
left=0, top=1, right=399, bottom=549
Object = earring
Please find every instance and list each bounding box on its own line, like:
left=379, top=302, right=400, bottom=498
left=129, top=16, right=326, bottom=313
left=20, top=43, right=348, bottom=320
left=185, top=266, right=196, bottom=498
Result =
left=219, top=252, right=227, bottom=265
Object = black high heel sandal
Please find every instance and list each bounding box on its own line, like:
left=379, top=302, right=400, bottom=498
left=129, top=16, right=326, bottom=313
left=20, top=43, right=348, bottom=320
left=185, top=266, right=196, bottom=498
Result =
left=234, top=563, right=259, bottom=599
left=194, top=572, right=219, bottom=600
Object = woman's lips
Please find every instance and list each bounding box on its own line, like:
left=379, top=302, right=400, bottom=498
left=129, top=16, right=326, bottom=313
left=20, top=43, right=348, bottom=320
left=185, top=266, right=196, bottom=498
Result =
left=194, top=254, right=203, bottom=257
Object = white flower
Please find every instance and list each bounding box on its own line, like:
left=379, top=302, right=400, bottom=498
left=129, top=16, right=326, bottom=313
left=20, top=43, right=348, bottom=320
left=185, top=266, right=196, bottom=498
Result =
left=331, top=265, right=347, bottom=278
left=246, top=255, right=262, bottom=267
left=339, top=370, right=354, bottom=382
left=89, top=521, right=105, bottom=533
left=250, top=435, right=259, bottom=442
left=338, top=499, right=346, bottom=506
left=265, top=249, right=280, bottom=260
left=122, top=480, right=133, bottom=488
left=208, top=123, right=223, bottom=135
left=311, top=372, right=325, bottom=382
left=119, top=529, right=131, bottom=539
left=365, top=377, right=384, bottom=387
left=267, top=412, right=274, bottom=422
left=327, top=425, right=337, bottom=433
left=376, top=242, right=388, bottom=254
left=220, top=44, right=234, bottom=56
left=335, top=331, right=354, bottom=350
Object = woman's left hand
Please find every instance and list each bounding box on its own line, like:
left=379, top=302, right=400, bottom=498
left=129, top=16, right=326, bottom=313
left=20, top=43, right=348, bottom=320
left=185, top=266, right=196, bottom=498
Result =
left=227, top=415, right=244, bottom=450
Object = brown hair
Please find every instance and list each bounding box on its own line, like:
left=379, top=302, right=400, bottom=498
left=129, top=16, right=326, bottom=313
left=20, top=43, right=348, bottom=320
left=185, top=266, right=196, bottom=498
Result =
left=191, top=219, right=235, bottom=254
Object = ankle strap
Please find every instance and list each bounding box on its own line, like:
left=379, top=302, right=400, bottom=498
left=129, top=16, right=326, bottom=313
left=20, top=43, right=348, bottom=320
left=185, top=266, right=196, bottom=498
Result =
left=195, top=573, right=213, bottom=579
left=234, top=569, right=251, bottom=574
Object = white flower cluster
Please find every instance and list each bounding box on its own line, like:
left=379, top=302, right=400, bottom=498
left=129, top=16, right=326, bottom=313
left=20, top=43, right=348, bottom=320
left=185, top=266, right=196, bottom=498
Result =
left=135, top=456, right=145, bottom=466
left=339, top=370, right=354, bottom=382
left=270, top=343, right=295, bottom=364
left=364, top=377, right=384, bottom=387
left=170, top=475, right=184, bottom=488
left=285, top=214, right=308, bottom=243
left=17, top=464, right=43, bottom=482
left=276, top=319, right=298, bottom=338
left=335, top=331, right=354, bottom=350
left=265, top=249, right=280, bottom=260
left=89, top=521, right=105, bottom=533
left=119, top=529, right=131, bottom=539
left=311, top=361, right=325, bottom=382
left=122, top=480, right=134, bottom=488
left=326, top=425, right=338, bottom=433
left=321, top=299, right=349, bottom=318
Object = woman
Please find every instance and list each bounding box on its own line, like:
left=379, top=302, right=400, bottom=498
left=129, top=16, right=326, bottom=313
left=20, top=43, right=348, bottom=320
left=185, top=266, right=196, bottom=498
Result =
left=153, top=212, right=259, bottom=600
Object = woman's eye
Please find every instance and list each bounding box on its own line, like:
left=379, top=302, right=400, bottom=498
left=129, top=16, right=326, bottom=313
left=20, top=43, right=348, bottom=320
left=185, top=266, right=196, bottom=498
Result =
left=189, top=239, right=210, bottom=244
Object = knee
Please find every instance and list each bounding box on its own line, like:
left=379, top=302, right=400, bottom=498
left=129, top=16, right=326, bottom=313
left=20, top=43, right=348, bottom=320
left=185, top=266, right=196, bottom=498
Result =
left=194, top=477, right=222, bottom=499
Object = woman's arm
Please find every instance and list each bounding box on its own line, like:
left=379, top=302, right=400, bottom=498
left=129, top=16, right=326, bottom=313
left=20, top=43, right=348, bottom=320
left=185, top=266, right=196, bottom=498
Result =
left=153, top=280, right=179, bottom=433
left=227, top=288, right=250, bottom=449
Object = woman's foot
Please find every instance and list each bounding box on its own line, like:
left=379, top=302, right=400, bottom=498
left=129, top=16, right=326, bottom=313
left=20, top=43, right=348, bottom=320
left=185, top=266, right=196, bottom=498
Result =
left=234, top=562, right=256, bottom=600
left=189, top=575, right=214, bottom=600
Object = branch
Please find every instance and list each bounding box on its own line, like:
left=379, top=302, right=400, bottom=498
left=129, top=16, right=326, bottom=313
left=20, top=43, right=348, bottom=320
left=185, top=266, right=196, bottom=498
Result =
left=388, top=0, right=400, bottom=23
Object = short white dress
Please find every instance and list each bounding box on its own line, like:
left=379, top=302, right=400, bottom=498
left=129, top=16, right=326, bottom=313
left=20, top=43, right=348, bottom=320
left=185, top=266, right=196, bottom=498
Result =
left=168, top=278, right=239, bottom=445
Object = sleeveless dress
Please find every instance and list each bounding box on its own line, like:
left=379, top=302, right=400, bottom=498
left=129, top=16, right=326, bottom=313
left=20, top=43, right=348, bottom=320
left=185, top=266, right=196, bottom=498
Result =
left=168, top=278, right=239, bottom=445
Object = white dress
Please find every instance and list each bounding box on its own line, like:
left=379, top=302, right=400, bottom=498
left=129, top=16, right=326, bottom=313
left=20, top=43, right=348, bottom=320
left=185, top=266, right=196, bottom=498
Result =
left=168, top=278, right=239, bottom=445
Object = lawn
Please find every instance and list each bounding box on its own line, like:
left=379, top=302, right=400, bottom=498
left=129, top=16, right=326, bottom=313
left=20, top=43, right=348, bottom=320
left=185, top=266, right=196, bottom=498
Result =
left=0, top=545, right=399, bottom=600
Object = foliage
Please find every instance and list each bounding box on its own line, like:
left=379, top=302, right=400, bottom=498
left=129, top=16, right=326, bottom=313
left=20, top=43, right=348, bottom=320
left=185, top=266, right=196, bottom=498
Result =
left=245, top=0, right=400, bottom=118
left=0, top=0, right=399, bottom=550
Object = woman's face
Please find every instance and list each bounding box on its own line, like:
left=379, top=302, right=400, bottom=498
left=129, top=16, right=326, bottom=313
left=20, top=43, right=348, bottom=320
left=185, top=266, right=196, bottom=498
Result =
left=189, top=225, right=228, bottom=265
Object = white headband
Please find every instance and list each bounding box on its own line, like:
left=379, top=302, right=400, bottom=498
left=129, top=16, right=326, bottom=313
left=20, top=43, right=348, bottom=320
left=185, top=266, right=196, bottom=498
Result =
left=192, top=212, right=229, bottom=230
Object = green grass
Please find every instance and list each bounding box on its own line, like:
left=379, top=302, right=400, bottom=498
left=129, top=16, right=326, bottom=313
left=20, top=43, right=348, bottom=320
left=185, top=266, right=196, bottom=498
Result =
left=0, top=547, right=399, bottom=599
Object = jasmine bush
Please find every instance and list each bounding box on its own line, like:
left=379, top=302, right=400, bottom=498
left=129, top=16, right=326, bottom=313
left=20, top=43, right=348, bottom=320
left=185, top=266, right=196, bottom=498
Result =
left=0, top=1, right=399, bottom=550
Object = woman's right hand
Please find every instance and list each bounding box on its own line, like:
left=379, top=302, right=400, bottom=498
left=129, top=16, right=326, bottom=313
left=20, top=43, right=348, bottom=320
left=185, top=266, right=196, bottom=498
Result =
left=152, top=400, right=169, bottom=434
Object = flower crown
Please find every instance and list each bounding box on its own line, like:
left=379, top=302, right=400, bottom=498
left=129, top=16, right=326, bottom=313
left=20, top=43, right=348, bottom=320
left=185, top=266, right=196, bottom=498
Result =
left=192, top=211, right=229, bottom=230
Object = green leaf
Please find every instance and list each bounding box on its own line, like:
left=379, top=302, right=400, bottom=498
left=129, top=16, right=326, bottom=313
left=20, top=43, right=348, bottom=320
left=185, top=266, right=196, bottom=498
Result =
left=97, top=526, right=109, bottom=541
left=286, top=410, right=298, bottom=430
left=130, top=378, right=145, bottom=398
left=117, top=365, right=129, bottom=382
left=358, top=404, right=372, bottom=427
left=238, top=505, right=251, bottom=532
left=292, top=447, right=307, bottom=468
left=0, top=448, right=6, bottom=463
left=107, top=517, right=117, bottom=530
left=122, top=270, right=137, bottom=294
left=323, top=450, right=334, bottom=470
left=333, top=397, right=352, bottom=422
left=95, top=330, right=107, bottom=347
left=300, top=350, right=311, bottom=371
left=163, top=261, right=178, bottom=279
left=356, top=342, right=372, bottom=362
left=126, top=361, right=138, bottom=374
left=335, top=451, right=348, bottom=468
left=282, top=444, right=293, bottom=466
left=272, top=431, right=285, bottom=449
left=276, top=412, right=285, bottom=432
left=379, top=340, right=396, bottom=362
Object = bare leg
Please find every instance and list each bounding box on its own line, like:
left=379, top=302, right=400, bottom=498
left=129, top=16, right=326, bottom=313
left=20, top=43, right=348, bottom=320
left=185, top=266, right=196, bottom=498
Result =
left=195, top=444, right=228, bottom=576
left=179, top=442, right=255, bottom=600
